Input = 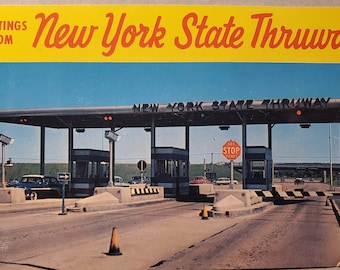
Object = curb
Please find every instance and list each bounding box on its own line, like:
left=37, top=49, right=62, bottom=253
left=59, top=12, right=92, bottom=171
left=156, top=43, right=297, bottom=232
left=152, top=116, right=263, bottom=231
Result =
left=327, top=196, right=340, bottom=226
left=67, top=198, right=171, bottom=212
left=1, top=198, right=172, bottom=214
left=0, top=199, right=78, bottom=214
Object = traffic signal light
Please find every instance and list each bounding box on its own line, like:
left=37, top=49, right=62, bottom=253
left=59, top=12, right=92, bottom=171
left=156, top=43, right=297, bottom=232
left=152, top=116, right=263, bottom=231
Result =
left=103, top=115, right=113, bottom=121
left=19, top=117, right=28, bottom=123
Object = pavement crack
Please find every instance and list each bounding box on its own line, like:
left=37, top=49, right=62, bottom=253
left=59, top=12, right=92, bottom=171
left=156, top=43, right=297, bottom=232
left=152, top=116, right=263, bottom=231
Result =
left=149, top=260, right=166, bottom=268
left=148, top=223, right=239, bottom=269
left=0, top=261, right=58, bottom=270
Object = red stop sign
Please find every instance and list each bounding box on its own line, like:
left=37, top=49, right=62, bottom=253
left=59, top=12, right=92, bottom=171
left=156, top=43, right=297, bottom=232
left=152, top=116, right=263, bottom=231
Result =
left=222, top=140, right=241, bottom=160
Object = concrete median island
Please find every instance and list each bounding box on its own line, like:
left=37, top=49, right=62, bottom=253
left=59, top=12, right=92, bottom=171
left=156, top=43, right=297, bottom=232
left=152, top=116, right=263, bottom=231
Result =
left=67, top=185, right=165, bottom=212
left=0, top=188, right=26, bottom=204
left=211, top=189, right=273, bottom=217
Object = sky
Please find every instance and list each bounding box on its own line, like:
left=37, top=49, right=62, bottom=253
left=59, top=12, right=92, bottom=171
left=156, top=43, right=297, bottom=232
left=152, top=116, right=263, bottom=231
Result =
left=1, top=62, right=340, bottom=165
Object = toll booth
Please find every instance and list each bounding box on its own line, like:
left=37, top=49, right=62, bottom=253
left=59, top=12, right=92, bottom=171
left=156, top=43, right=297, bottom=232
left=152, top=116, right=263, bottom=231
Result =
left=152, top=147, right=189, bottom=198
left=71, top=149, right=110, bottom=197
left=244, top=146, right=273, bottom=190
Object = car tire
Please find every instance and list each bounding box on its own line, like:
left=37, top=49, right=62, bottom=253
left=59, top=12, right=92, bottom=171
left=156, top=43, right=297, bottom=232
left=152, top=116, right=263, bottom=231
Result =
left=30, top=192, right=37, bottom=200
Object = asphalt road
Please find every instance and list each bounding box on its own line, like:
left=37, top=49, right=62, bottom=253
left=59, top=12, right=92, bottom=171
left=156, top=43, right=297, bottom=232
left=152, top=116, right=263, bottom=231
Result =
left=0, top=185, right=339, bottom=269
left=154, top=197, right=340, bottom=269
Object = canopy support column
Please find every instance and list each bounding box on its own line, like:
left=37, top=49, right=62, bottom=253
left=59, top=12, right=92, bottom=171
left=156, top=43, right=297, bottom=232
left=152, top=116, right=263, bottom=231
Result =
left=185, top=125, right=190, bottom=178
left=68, top=127, right=73, bottom=174
left=109, top=128, right=115, bottom=186
left=268, top=124, right=273, bottom=150
left=242, top=123, right=247, bottom=189
left=40, top=126, right=45, bottom=175
left=151, top=117, right=156, bottom=179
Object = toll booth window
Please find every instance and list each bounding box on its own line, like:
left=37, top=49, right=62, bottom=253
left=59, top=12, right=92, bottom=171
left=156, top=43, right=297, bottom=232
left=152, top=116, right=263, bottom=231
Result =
left=73, top=161, right=99, bottom=178
left=90, top=161, right=97, bottom=178
left=100, top=162, right=109, bottom=178
left=172, top=160, right=177, bottom=177
left=156, top=160, right=166, bottom=177
left=181, top=161, right=187, bottom=177
left=156, top=160, right=176, bottom=177
left=155, top=159, right=188, bottom=178
left=73, top=161, right=88, bottom=178
left=247, top=160, right=266, bottom=184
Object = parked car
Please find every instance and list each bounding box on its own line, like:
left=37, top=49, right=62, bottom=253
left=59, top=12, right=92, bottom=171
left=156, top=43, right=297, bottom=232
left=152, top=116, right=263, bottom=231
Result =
left=215, top=177, right=238, bottom=185
left=128, top=176, right=151, bottom=185
left=294, top=178, right=305, bottom=185
left=189, top=176, right=211, bottom=185
left=114, top=176, right=124, bottom=185
left=106, top=176, right=129, bottom=186
left=7, top=174, right=62, bottom=199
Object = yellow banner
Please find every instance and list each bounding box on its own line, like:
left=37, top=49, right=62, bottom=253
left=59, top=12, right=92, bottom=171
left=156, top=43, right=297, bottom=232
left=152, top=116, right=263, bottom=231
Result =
left=0, top=5, right=339, bottom=62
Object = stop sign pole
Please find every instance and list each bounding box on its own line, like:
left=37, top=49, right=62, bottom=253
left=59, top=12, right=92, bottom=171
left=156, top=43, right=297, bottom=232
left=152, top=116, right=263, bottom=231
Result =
left=137, top=160, right=147, bottom=184
left=222, top=140, right=241, bottom=189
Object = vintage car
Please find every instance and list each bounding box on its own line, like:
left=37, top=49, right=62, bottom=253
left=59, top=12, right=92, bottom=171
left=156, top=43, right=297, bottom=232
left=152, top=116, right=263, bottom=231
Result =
left=128, top=175, right=151, bottom=185
left=189, top=176, right=211, bottom=185
left=215, top=177, right=238, bottom=185
left=7, top=174, right=62, bottom=199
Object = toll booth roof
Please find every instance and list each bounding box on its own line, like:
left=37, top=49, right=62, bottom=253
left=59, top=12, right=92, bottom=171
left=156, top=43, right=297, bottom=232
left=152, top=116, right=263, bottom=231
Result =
left=72, top=149, right=110, bottom=162
left=152, top=147, right=189, bottom=160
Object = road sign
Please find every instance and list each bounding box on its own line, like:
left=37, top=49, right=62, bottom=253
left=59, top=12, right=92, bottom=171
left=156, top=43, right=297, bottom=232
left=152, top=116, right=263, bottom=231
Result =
left=58, top=172, right=71, bottom=181
left=137, top=160, right=147, bottom=171
left=58, top=172, right=71, bottom=216
left=222, top=140, right=241, bottom=160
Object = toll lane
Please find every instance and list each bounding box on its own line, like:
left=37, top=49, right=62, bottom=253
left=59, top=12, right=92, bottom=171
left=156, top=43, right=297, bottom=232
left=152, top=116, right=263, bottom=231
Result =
left=0, top=200, right=241, bottom=269
left=153, top=197, right=340, bottom=269
left=0, top=195, right=339, bottom=270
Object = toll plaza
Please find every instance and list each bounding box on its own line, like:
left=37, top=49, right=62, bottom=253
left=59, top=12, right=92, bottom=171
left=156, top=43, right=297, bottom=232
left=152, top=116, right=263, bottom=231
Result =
left=0, top=98, right=339, bottom=199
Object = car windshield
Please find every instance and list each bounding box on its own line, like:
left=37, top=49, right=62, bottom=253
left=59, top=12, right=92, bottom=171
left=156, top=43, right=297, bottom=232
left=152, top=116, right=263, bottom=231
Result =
left=21, top=177, right=43, bottom=183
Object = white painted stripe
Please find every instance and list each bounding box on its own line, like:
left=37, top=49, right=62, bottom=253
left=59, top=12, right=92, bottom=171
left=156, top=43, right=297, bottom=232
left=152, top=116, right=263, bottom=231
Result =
left=307, top=191, right=318, bottom=197
left=293, top=191, right=304, bottom=198
left=263, top=191, right=273, bottom=197
left=31, top=188, right=57, bottom=191
left=277, top=191, right=288, bottom=198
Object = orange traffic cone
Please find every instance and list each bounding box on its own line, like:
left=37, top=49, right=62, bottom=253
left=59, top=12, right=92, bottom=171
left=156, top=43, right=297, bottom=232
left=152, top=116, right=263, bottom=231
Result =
left=106, top=227, right=122, bottom=256
left=201, top=205, right=209, bottom=220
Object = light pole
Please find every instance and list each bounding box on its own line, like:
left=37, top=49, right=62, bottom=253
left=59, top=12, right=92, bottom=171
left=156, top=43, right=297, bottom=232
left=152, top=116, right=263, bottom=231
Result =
left=0, top=134, right=14, bottom=188
left=329, top=124, right=333, bottom=189
left=105, top=130, right=121, bottom=187
left=329, top=123, right=340, bottom=189
left=203, top=138, right=216, bottom=177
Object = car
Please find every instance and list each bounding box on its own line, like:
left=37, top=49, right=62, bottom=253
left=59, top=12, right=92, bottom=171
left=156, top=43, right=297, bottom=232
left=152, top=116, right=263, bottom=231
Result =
left=215, top=177, right=238, bottom=185
left=7, top=174, right=62, bottom=199
left=114, top=176, right=124, bottom=185
left=107, top=176, right=129, bottom=186
left=7, top=179, right=19, bottom=186
left=128, top=175, right=151, bottom=185
left=294, top=178, right=305, bottom=185
left=189, top=176, right=211, bottom=185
